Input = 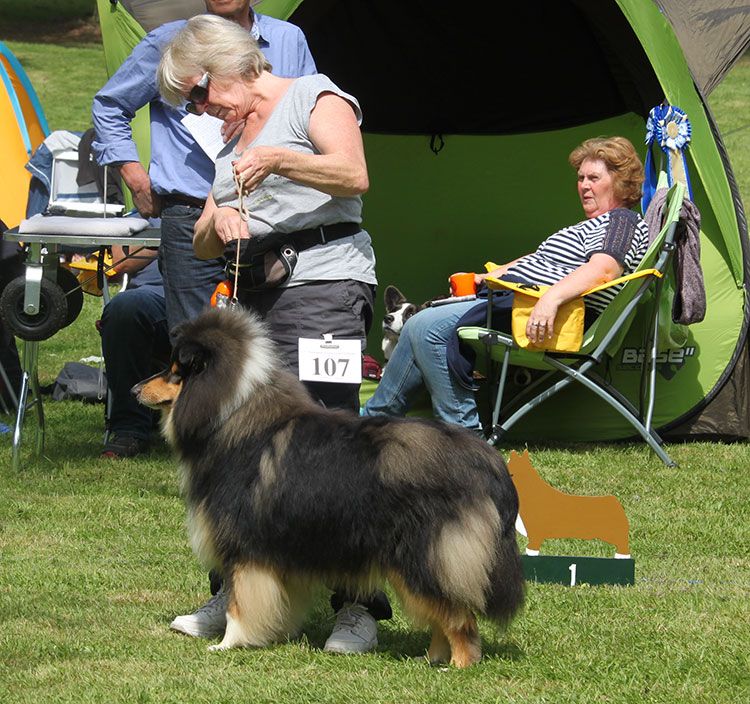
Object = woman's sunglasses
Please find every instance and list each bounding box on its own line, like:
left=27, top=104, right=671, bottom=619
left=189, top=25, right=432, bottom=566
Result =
left=185, top=73, right=210, bottom=115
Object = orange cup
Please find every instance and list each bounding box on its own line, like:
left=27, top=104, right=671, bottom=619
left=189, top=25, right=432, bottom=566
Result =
left=449, top=272, right=477, bottom=297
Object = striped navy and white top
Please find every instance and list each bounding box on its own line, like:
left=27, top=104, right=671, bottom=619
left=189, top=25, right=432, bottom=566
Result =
left=505, top=208, right=650, bottom=314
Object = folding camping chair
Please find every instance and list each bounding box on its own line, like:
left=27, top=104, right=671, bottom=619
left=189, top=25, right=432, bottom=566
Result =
left=457, top=181, right=687, bottom=467
left=48, top=143, right=127, bottom=306
left=47, top=148, right=124, bottom=219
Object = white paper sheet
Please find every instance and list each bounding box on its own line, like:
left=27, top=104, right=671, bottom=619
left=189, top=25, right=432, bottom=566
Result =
left=181, top=113, right=225, bottom=162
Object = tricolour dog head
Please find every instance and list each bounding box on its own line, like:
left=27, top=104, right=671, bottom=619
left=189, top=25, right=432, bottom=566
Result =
left=132, top=308, right=276, bottom=447
left=382, top=285, right=421, bottom=361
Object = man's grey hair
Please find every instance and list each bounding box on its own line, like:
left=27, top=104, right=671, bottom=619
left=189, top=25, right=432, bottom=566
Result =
left=158, top=14, right=272, bottom=105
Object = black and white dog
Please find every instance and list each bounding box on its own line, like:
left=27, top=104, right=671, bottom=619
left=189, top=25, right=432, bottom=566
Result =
left=381, top=285, right=423, bottom=361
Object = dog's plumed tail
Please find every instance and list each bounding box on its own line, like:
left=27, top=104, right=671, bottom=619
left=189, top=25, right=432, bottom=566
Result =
left=423, top=450, right=525, bottom=626
left=483, top=515, right=525, bottom=625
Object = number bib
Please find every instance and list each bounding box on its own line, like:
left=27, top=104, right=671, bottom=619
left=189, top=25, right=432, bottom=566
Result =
left=298, top=335, right=362, bottom=385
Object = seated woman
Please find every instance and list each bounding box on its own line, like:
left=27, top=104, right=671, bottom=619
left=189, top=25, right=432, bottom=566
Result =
left=363, top=136, right=648, bottom=432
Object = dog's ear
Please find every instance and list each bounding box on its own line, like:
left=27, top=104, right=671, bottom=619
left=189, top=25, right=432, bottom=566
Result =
left=177, top=340, right=210, bottom=378
left=171, top=339, right=217, bottom=448
left=384, top=285, right=407, bottom=312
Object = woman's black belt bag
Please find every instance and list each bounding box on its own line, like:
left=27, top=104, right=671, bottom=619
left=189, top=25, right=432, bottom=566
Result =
left=225, top=222, right=361, bottom=291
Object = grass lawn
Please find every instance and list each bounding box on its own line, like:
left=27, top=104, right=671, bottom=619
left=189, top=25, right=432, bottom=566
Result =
left=0, top=0, right=95, bottom=22
left=0, top=22, right=749, bottom=704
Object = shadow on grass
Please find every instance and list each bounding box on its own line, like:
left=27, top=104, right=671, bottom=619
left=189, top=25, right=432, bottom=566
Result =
left=301, top=614, right=525, bottom=666
left=380, top=628, right=525, bottom=665
left=0, top=17, right=101, bottom=45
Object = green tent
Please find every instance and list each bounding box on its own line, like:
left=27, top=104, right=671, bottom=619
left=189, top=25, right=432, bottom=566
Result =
left=255, top=0, right=750, bottom=441
left=100, top=0, right=750, bottom=441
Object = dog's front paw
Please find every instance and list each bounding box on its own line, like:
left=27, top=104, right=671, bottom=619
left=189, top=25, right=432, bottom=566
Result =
left=207, top=642, right=231, bottom=652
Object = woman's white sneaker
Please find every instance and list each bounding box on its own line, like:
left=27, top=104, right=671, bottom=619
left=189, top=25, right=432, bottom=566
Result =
left=169, top=588, right=227, bottom=638
left=323, top=602, right=378, bottom=654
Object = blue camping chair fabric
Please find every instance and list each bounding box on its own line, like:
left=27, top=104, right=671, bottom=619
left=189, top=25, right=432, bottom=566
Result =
left=457, top=181, right=687, bottom=467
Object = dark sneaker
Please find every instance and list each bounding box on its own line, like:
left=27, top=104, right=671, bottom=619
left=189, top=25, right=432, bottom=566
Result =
left=100, top=434, right=149, bottom=459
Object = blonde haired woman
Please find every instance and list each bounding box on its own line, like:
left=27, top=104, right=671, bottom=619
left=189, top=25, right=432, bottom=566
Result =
left=159, top=14, right=387, bottom=656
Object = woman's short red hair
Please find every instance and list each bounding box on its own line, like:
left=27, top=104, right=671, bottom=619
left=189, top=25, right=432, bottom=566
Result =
left=569, top=136, right=645, bottom=209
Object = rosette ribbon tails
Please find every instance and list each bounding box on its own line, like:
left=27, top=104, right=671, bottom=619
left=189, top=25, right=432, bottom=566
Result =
left=642, top=104, right=693, bottom=212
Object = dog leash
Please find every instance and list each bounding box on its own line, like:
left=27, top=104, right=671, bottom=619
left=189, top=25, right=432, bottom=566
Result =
left=230, top=171, right=249, bottom=309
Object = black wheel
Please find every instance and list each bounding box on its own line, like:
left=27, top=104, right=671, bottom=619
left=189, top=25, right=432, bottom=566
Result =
left=57, top=266, right=84, bottom=328
left=0, top=275, right=68, bottom=341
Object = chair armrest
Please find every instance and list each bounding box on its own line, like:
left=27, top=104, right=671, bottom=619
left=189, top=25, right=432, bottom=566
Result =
left=583, top=268, right=662, bottom=295
left=457, top=326, right=514, bottom=346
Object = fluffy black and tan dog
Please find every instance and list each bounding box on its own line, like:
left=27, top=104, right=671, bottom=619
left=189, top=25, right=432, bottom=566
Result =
left=133, top=308, right=524, bottom=668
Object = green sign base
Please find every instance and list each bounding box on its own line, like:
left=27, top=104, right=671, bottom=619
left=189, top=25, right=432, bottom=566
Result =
left=521, top=555, right=635, bottom=586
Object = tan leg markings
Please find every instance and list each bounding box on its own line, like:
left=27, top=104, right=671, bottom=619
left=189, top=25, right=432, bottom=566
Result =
left=388, top=571, right=482, bottom=668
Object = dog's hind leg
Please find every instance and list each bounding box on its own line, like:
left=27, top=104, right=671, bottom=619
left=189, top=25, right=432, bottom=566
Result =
left=208, top=562, right=290, bottom=651
left=422, top=607, right=481, bottom=668
left=388, top=572, right=481, bottom=668
left=440, top=611, right=481, bottom=668
left=426, top=626, right=451, bottom=666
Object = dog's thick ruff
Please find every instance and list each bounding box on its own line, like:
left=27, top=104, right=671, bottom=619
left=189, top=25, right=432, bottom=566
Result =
left=134, top=308, right=524, bottom=667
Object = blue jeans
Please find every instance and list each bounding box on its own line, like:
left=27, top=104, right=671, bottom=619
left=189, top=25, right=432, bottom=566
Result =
left=363, top=299, right=483, bottom=429
left=100, top=286, right=170, bottom=439
left=158, top=204, right=225, bottom=338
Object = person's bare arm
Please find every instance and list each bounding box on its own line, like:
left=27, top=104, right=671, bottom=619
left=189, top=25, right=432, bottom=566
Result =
left=118, top=162, right=162, bottom=218
left=526, top=253, right=623, bottom=344
left=232, top=93, right=368, bottom=197
left=193, top=194, right=249, bottom=260
left=110, top=244, right=158, bottom=275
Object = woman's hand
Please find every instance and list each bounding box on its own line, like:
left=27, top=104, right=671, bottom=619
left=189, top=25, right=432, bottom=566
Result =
left=233, top=147, right=281, bottom=193
left=233, top=93, right=367, bottom=197
left=526, top=293, right=560, bottom=345
left=523, top=252, right=624, bottom=343
left=194, top=195, right=244, bottom=260
left=212, top=206, right=249, bottom=246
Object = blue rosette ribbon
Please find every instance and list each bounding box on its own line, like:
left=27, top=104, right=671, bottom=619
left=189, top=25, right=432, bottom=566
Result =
left=642, top=104, right=693, bottom=212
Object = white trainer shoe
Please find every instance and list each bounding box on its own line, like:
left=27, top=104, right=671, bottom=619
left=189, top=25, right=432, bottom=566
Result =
left=323, top=602, right=378, bottom=654
left=169, top=588, right=227, bottom=638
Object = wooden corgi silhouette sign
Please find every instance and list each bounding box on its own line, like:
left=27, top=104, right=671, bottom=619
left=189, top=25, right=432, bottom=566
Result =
left=508, top=450, right=631, bottom=559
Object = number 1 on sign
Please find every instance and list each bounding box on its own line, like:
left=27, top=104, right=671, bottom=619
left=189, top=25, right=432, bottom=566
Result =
left=568, top=563, right=577, bottom=586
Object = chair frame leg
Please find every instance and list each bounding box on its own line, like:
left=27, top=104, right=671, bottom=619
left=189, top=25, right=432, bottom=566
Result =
left=12, top=340, right=45, bottom=470
left=496, top=355, right=676, bottom=467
